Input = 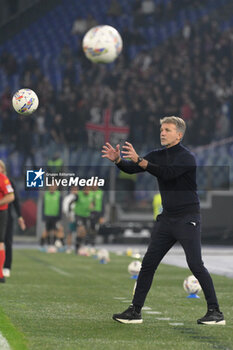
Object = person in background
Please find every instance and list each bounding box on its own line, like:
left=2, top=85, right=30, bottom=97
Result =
left=47, top=153, right=64, bottom=173
left=117, top=169, right=137, bottom=206
left=88, top=186, right=104, bottom=246
left=41, top=185, right=64, bottom=246
left=152, top=192, right=162, bottom=221
left=72, top=186, right=93, bottom=253
left=62, top=186, right=79, bottom=253
left=0, top=161, right=14, bottom=283
left=0, top=160, right=26, bottom=278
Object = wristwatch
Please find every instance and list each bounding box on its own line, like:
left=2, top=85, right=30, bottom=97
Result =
left=136, top=156, right=143, bottom=165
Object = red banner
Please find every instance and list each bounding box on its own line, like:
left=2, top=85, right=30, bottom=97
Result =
left=86, top=107, right=129, bottom=148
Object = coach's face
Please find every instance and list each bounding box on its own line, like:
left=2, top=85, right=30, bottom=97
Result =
left=160, top=123, right=183, bottom=148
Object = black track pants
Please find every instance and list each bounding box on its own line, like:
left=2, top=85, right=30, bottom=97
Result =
left=132, top=214, right=219, bottom=309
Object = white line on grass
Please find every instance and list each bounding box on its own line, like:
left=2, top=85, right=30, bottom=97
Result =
left=169, top=322, right=184, bottom=326
left=142, top=306, right=152, bottom=310
left=49, top=266, right=72, bottom=277
left=145, top=311, right=162, bottom=314
left=0, top=332, right=10, bottom=350
left=113, top=297, right=126, bottom=300
left=24, top=254, right=73, bottom=277
left=156, top=317, right=171, bottom=320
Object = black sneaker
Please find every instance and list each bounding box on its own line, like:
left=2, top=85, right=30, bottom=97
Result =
left=197, top=309, right=226, bottom=325
left=113, top=305, right=143, bottom=324
left=0, top=277, right=5, bottom=283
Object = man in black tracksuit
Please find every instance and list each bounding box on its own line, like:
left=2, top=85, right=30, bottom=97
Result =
left=102, top=116, right=225, bottom=325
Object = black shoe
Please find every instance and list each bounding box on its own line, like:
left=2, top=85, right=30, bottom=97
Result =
left=197, top=309, right=226, bottom=325
left=0, top=277, right=5, bottom=283
left=113, top=305, right=143, bottom=324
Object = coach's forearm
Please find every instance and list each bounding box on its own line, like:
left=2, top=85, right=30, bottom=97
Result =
left=116, top=159, right=145, bottom=174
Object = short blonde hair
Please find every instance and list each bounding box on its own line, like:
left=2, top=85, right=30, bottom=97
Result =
left=0, top=160, right=6, bottom=175
left=160, top=116, right=186, bottom=136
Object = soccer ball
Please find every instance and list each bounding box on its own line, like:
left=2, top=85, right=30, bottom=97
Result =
left=97, top=248, right=110, bottom=263
left=47, top=246, right=57, bottom=253
left=82, top=25, right=123, bottom=63
left=128, top=260, right=142, bottom=276
left=54, top=240, right=63, bottom=249
left=12, top=88, right=39, bottom=115
left=183, top=275, right=202, bottom=294
left=78, top=246, right=90, bottom=256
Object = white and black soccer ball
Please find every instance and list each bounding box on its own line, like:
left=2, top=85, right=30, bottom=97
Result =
left=82, top=25, right=123, bottom=63
left=183, top=275, right=202, bottom=294
left=128, top=260, right=141, bottom=276
left=12, top=88, right=39, bottom=115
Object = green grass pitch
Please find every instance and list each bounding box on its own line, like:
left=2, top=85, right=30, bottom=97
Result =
left=0, top=249, right=232, bottom=350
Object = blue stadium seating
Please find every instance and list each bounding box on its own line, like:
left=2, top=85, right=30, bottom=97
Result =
left=0, top=0, right=231, bottom=93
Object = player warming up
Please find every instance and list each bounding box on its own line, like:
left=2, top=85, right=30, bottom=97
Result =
left=0, top=170, right=15, bottom=283
left=102, top=116, right=225, bottom=326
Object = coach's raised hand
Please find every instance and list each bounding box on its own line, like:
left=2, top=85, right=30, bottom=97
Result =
left=122, top=142, right=138, bottom=162
left=101, top=142, right=121, bottom=163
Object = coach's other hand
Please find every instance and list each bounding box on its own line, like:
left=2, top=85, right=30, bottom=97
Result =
left=122, top=142, right=138, bottom=162
left=102, top=142, right=121, bottom=163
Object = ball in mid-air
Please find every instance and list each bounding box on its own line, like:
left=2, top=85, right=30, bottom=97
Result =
left=183, top=275, right=202, bottom=294
left=12, top=88, right=39, bottom=115
left=82, top=25, right=123, bottom=63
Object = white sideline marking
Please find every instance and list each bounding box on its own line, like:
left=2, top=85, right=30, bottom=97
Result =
left=49, top=266, right=72, bottom=277
left=145, top=311, right=162, bottom=315
left=142, top=306, right=152, bottom=310
left=113, top=297, right=126, bottom=300
left=169, top=322, right=184, bottom=326
left=156, top=317, right=171, bottom=321
left=0, top=332, right=11, bottom=350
